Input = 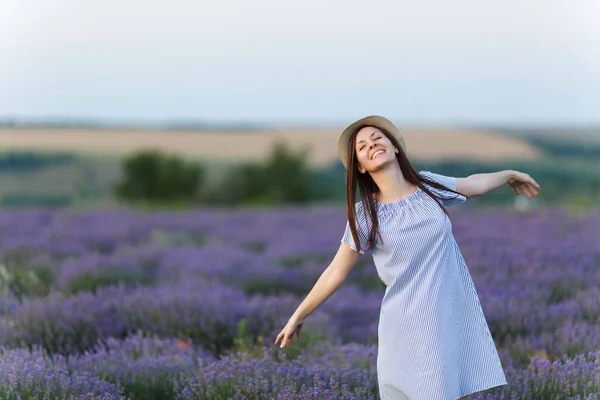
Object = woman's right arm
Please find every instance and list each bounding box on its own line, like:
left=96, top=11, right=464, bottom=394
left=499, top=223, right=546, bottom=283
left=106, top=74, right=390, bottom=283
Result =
left=291, top=242, right=361, bottom=321
left=275, top=243, right=362, bottom=348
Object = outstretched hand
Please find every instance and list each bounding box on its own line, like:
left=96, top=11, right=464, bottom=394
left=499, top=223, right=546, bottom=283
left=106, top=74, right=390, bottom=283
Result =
left=508, top=171, right=540, bottom=198
left=274, top=315, right=304, bottom=348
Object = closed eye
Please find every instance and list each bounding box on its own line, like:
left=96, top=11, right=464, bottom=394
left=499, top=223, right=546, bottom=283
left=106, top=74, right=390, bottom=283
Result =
left=357, top=136, right=382, bottom=151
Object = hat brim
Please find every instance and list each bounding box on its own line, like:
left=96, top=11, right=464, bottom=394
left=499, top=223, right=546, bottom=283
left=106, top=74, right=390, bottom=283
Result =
left=337, top=115, right=406, bottom=169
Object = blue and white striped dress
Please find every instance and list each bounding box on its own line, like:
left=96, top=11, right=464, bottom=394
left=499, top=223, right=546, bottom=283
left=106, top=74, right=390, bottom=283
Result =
left=341, top=171, right=507, bottom=400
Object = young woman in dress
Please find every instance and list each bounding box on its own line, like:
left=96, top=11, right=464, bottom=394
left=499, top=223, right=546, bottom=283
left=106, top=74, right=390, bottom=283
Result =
left=274, top=115, right=540, bottom=400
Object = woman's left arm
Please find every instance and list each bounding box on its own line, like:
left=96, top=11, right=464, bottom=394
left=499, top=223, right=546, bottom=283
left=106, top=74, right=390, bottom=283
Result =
left=456, top=170, right=540, bottom=199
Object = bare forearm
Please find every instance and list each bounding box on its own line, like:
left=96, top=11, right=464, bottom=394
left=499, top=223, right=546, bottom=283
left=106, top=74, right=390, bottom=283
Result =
left=469, top=170, right=515, bottom=196
left=293, top=267, right=345, bottom=320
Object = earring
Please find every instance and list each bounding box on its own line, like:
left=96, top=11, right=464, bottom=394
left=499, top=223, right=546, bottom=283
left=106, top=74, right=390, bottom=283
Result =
left=394, top=148, right=399, bottom=153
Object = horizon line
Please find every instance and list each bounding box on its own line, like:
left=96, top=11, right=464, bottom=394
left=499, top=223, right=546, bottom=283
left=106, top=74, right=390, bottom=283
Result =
left=1, top=116, right=600, bottom=132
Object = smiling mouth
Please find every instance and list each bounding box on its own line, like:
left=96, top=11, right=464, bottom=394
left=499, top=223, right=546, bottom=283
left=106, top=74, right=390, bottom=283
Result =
left=371, top=149, right=385, bottom=160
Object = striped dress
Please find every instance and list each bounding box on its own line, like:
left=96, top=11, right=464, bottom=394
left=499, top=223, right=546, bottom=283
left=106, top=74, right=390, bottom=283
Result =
left=341, top=171, right=507, bottom=400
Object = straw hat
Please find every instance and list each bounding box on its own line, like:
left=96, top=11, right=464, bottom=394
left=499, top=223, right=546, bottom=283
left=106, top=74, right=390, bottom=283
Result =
left=337, top=115, right=406, bottom=169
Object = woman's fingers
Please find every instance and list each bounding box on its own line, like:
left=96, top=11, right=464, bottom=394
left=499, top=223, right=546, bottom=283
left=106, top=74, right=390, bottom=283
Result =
left=274, top=324, right=303, bottom=348
left=275, top=330, right=286, bottom=346
left=510, top=174, right=540, bottom=198
left=523, top=183, right=538, bottom=197
left=528, top=183, right=539, bottom=195
left=520, top=184, right=532, bottom=197
left=280, top=332, right=291, bottom=348
left=512, top=182, right=538, bottom=198
left=529, top=177, right=540, bottom=189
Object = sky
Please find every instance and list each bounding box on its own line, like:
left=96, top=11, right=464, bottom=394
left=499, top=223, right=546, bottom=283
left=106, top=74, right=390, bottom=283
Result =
left=1, top=0, right=599, bottom=126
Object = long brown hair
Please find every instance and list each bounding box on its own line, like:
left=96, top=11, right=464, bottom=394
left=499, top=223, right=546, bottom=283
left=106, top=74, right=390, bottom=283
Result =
left=345, top=127, right=466, bottom=254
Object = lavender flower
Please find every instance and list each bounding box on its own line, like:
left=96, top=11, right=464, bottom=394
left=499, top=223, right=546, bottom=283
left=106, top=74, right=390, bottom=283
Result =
left=0, top=206, right=598, bottom=400
left=0, top=346, right=124, bottom=399
left=67, top=333, right=213, bottom=400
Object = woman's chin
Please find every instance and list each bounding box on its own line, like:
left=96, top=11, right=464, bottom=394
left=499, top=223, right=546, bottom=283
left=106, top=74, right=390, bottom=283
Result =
left=367, top=157, right=396, bottom=172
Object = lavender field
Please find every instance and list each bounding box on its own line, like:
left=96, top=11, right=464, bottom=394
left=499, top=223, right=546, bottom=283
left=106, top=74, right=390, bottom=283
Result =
left=0, top=205, right=599, bottom=400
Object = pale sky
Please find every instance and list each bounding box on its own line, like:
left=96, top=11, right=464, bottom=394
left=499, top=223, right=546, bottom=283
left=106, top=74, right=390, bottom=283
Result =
left=1, top=0, right=599, bottom=126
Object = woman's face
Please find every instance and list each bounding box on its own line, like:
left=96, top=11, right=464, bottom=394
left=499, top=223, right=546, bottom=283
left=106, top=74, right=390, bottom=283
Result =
left=354, top=126, right=397, bottom=173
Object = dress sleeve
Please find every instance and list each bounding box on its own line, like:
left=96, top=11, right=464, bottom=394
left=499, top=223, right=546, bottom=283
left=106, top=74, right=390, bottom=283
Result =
left=340, top=202, right=369, bottom=254
left=419, top=170, right=467, bottom=207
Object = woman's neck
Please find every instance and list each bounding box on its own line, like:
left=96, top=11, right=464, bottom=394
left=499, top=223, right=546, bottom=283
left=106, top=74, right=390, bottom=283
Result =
left=370, top=166, right=417, bottom=203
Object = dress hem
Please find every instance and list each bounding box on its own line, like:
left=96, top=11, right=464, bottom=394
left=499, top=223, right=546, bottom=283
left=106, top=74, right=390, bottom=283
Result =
left=459, top=380, right=507, bottom=399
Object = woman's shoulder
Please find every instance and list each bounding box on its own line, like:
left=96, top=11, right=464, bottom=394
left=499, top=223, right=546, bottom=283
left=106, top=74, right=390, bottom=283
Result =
left=354, top=200, right=365, bottom=212
left=418, top=170, right=434, bottom=180
left=350, top=200, right=369, bottom=220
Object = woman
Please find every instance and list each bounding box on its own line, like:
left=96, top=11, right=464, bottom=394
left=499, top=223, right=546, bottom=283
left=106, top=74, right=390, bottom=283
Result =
left=274, top=115, right=540, bottom=400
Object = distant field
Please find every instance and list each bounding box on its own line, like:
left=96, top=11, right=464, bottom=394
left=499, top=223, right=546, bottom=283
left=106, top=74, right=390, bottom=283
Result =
left=0, top=127, right=543, bottom=167
left=4, top=125, right=600, bottom=208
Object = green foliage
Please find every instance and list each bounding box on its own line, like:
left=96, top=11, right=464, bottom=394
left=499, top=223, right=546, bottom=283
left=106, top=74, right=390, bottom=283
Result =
left=0, top=194, right=73, bottom=208
left=4, top=133, right=599, bottom=209
left=242, top=241, right=268, bottom=253
left=201, top=141, right=330, bottom=206
left=227, top=319, right=329, bottom=363
left=208, top=162, right=268, bottom=205
left=0, top=262, right=55, bottom=301
left=63, top=270, right=144, bottom=295
left=0, top=151, right=75, bottom=173
left=263, top=141, right=313, bottom=203
left=521, top=135, right=600, bottom=160
left=114, top=150, right=205, bottom=204
left=276, top=328, right=330, bottom=362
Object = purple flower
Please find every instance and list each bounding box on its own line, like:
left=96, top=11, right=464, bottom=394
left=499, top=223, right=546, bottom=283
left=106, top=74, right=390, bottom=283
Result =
left=0, top=346, right=124, bottom=399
